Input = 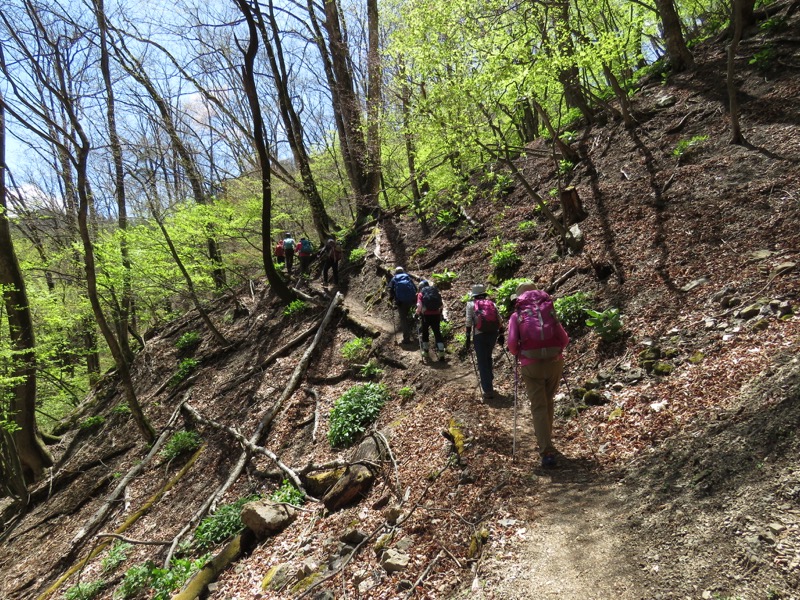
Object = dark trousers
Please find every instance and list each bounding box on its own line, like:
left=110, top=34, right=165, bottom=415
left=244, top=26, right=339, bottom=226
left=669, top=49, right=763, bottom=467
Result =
left=322, top=259, right=338, bottom=284
left=299, top=255, right=312, bottom=275
left=473, top=331, right=498, bottom=394
left=418, top=314, right=444, bottom=347
left=396, top=302, right=414, bottom=341
left=285, top=248, right=295, bottom=275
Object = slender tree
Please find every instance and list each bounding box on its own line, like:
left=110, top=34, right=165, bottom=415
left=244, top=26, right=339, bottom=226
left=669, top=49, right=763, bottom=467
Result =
left=654, top=0, right=694, bottom=71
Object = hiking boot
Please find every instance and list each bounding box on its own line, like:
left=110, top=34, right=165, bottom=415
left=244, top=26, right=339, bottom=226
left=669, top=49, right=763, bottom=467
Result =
left=437, top=351, right=446, bottom=362
left=482, top=390, right=494, bottom=400
left=541, top=453, right=557, bottom=469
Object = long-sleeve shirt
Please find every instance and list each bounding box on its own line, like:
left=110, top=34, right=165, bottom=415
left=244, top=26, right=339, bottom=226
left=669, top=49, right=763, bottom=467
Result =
left=507, top=311, right=569, bottom=366
left=465, top=299, right=503, bottom=335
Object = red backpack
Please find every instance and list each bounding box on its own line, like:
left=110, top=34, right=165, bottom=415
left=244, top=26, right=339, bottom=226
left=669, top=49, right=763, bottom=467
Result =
left=473, top=298, right=500, bottom=332
left=515, top=290, right=562, bottom=359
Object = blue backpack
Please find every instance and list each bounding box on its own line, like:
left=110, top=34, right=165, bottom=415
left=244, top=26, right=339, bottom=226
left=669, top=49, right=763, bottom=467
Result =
left=392, top=274, right=417, bottom=304
left=300, top=238, right=313, bottom=253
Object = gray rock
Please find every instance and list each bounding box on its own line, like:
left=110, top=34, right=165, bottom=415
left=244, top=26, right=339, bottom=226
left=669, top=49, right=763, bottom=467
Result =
left=681, top=277, right=710, bottom=292
left=241, top=500, right=297, bottom=540
left=656, top=94, right=677, bottom=107
left=381, top=549, right=410, bottom=573
left=737, top=303, right=763, bottom=320
left=340, top=528, right=368, bottom=546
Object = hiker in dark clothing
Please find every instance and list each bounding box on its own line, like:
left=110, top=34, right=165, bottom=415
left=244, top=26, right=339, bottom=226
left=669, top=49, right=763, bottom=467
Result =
left=464, top=284, right=503, bottom=400
left=319, top=238, right=341, bottom=285
left=416, top=280, right=445, bottom=361
left=388, top=267, right=417, bottom=344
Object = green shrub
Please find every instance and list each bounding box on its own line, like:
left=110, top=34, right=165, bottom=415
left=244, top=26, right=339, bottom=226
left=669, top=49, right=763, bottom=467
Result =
left=160, top=430, right=202, bottom=462
left=65, top=581, right=105, bottom=600
left=558, top=159, right=575, bottom=174
left=111, top=403, right=131, bottom=415
left=436, top=209, right=459, bottom=227
left=114, top=564, right=152, bottom=599
left=193, top=494, right=260, bottom=550
left=490, top=243, right=521, bottom=273
left=760, top=15, right=788, bottom=32
left=585, top=308, right=623, bottom=341
left=175, top=331, right=201, bottom=351
left=517, top=220, right=537, bottom=237
left=439, top=320, right=454, bottom=340
left=453, top=332, right=467, bottom=346
left=168, top=358, right=199, bottom=387
left=749, top=46, right=776, bottom=71
left=270, top=479, right=305, bottom=506
left=79, top=415, right=105, bottom=431
left=349, top=248, right=367, bottom=263
left=412, top=247, right=428, bottom=260
left=328, top=383, right=390, bottom=447
left=673, top=135, right=709, bottom=158
left=554, top=292, right=592, bottom=331
left=397, top=386, right=415, bottom=401
left=101, top=541, right=133, bottom=573
left=358, top=359, right=384, bottom=379
left=431, top=269, right=458, bottom=287
left=283, top=300, right=309, bottom=317
left=341, top=337, right=372, bottom=364
left=149, top=556, right=208, bottom=600
left=494, top=278, right=533, bottom=316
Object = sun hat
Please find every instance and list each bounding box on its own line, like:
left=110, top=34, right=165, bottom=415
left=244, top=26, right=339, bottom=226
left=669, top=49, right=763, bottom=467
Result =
left=395, top=267, right=405, bottom=274
left=510, top=282, right=536, bottom=301
left=470, top=284, right=487, bottom=298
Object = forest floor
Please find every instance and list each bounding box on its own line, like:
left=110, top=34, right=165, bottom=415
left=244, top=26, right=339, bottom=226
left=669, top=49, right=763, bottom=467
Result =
left=2, top=4, right=800, bottom=600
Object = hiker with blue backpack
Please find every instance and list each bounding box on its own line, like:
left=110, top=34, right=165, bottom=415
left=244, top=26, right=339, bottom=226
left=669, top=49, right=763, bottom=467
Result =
left=507, top=283, right=569, bottom=468
left=283, top=232, right=296, bottom=276
left=298, top=237, right=314, bottom=276
left=416, top=280, right=446, bottom=361
left=388, top=267, right=417, bottom=344
left=464, top=284, right=503, bottom=400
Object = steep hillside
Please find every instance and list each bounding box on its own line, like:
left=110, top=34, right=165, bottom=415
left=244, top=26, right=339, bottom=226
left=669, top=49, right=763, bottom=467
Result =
left=2, top=8, right=800, bottom=600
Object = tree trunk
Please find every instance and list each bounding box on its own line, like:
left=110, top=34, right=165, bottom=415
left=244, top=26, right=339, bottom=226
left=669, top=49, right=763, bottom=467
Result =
left=655, top=0, right=694, bottom=71
left=0, top=95, right=54, bottom=481
left=727, top=0, right=746, bottom=145
left=561, top=187, right=588, bottom=225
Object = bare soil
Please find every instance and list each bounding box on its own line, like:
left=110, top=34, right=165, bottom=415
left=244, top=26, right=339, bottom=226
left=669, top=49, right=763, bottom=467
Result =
left=2, top=5, right=800, bottom=600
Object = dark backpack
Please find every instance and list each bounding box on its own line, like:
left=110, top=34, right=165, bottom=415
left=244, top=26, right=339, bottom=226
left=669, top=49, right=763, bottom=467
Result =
left=473, top=298, right=500, bottom=332
left=515, top=290, right=562, bottom=359
left=300, top=239, right=313, bottom=253
left=393, top=274, right=417, bottom=304
left=420, top=285, right=443, bottom=311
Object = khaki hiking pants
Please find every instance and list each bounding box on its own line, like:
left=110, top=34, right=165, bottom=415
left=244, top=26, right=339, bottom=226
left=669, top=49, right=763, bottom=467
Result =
left=520, top=357, right=564, bottom=456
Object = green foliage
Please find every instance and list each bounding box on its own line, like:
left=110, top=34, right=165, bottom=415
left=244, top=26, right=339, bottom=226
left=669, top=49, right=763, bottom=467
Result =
left=175, top=331, right=201, bottom=351
left=270, top=479, right=305, bottom=506
left=749, top=46, right=776, bottom=71
left=341, top=337, right=373, bottom=364
left=194, top=495, right=260, bottom=550
left=114, top=564, right=152, bottom=599
left=517, top=220, right=537, bottom=238
left=494, top=278, right=533, bottom=317
left=113, top=557, right=208, bottom=600
left=673, top=135, right=709, bottom=158
left=358, top=359, right=384, bottom=379
left=101, top=542, right=133, bottom=573
left=431, top=269, right=458, bottom=287
left=168, top=358, right=199, bottom=387
left=111, top=403, right=131, bottom=415
left=435, top=209, right=459, bottom=228
left=283, top=300, right=309, bottom=317
left=490, top=243, right=521, bottom=273
left=453, top=332, right=467, bottom=346
left=160, top=430, right=202, bottom=462
left=78, top=415, right=105, bottom=431
left=585, top=308, right=623, bottom=341
left=328, top=383, right=390, bottom=447
left=440, top=320, right=454, bottom=340
left=397, top=386, right=415, bottom=401
left=65, top=581, right=105, bottom=600
left=760, top=15, right=787, bottom=33
left=348, top=248, right=367, bottom=263
left=558, top=159, right=575, bottom=175
left=554, top=292, right=592, bottom=331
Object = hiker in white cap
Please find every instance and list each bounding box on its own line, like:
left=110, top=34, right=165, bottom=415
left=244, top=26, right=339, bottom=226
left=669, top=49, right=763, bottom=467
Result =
left=464, top=284, right=503, bottom=400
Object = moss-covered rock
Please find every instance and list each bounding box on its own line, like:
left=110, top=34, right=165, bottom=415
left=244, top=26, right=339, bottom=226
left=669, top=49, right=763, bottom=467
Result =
left=261, top=563, right=293, bottom=592
left=689, top=351, right=705, bottom=364
left=572, top=387, right=587, bottom=400
left=653, top=362, right=674, bottom=376
left=638, top=347, right=661, bottom=363
left=583, top=390, right=607, bottom=406
left=467, top=526, right=490, bottom=559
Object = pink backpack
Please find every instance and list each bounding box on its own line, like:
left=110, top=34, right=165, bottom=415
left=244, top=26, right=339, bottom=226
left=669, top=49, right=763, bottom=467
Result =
left=515, top=290, right=562, bottom=359
left=473, top=299, right=500, bottom=332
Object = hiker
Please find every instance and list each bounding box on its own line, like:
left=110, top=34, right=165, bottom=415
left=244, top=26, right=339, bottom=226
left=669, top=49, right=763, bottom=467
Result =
left=319, top=238, right=342, bottom=285
left=416, top=279, right=446, bottom=361
left=388, top=267, right=417, bottom=344
left=298, top=237, right=314, bottom=276
left=507, top=283, right=569, bottom=468
left=464, top=284, right=503, bottom=400
left=274, top=239, right=285, bottom=265
left=283, top=232, right=296, bottom=276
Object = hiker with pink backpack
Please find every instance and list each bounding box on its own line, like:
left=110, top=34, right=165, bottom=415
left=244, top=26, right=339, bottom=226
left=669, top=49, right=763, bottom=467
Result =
left=507, top=283, right=570, bottom=468
left=464, top=284, right=504, bottom=400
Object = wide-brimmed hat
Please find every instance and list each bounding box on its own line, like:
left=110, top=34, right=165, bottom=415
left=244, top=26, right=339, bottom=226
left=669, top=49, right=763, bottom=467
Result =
left=470, top=284, right=486, bottom=298
left=510, top=282, right=536, bottom=301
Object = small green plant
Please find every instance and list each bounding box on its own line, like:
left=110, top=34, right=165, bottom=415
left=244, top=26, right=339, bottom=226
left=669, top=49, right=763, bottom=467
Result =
left=111, top=403, right=131, bottom=415
left=558, top=159, right=575, bottom=175
left=440, top=319, right=453, bottom=340
left=749, top=46, right=776, bottom=71
left=358, top=359, right=384, bottom=379
left=673, top=134, right=709, bottom=158
left=175, top=331, right=201, bottom=351
left=453, top=332, right=467, bottom=346
left=412, top=246, right=428, bottom=260
left=560, top=130, right=577, bottom=144
left=554, top=292, right=592, bottom=331
left=431, top=269, right=458, bottom=287
left=548, top=187, right=559, bottom=197
left=349, top=248, right=367, bottom=263
left=160, top=430, right=202, bottom=462
left=149, top=557, right=208, bottom=600
left=283, top=300, right=309, bottom=317
left=490, top=243, right=521, bottom=273
left=114, top=563, right=152, bottom=599
left=270, top=479, right=305, bottom=506
left=65, top=581, right=105, bottom=600
left=101, top=541, right=133, bottom=573
left=585, top=308, right=623, bottom=341
left=341, top=337, right=372, bottom=364
left=168, top=357, right=199, bottom=387
left=79, top=415, right=105, bottom=430
left=517, top=220, right=537, bottom=237
left=436, top=209, right=459, bottom=227
left=193, top=494, right=260, bottom=550
left=328, top=383, right=390, bottom=447
left=397, top=386, right=415, bottom=401
left=494, top=278, right=533, bottom=316
left=760, top=15, right=787, bottom=32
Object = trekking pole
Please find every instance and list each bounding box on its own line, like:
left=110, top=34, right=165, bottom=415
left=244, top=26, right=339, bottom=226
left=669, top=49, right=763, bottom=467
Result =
left=468, top=344, right=481, bottom=395
left=513, top=356, right=519, bottom=461
left=391, top=305, right=398, bottom=343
